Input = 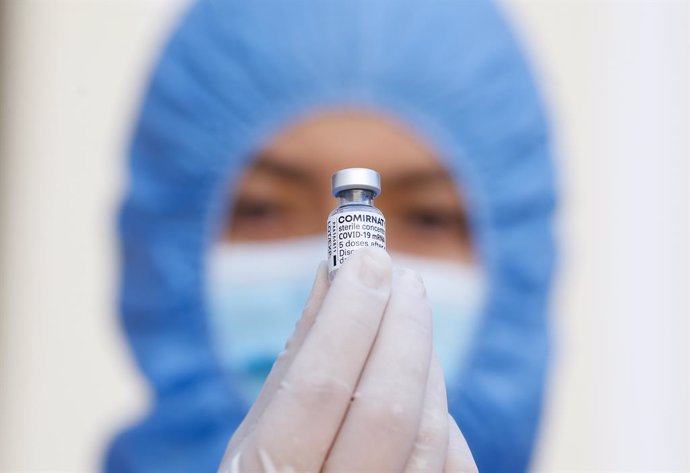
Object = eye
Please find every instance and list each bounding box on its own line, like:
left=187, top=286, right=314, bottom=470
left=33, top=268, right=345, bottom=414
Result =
left=403, top=207, right=469, bottom=236
left=232, top=197, right=285, bottom=221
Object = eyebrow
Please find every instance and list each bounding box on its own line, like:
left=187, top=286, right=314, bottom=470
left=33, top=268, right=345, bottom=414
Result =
left=251, top=153, right=315, bottom=184
left=252, top=152, right=452, bottom=189
left=386, top=169, right=452, bottom=189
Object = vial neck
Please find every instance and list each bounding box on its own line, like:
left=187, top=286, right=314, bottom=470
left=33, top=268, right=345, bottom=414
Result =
left=337, top=189, right=374, bottom=207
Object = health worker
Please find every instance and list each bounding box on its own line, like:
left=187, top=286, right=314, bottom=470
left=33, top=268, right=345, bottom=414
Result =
left=106, top=1, right=557, bottom=472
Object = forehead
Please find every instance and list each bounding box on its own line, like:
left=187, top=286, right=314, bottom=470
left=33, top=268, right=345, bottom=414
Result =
left=258, top=110, right=447, bottom=180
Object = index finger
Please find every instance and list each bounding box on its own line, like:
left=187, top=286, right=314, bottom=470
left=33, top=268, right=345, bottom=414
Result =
left=246, top=248, right=393, bottom=471
left=324, top=268, right=433, bottom=472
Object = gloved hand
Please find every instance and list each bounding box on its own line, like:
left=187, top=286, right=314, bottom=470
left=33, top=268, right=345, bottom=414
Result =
left=218, top=248, right=477, bottom=473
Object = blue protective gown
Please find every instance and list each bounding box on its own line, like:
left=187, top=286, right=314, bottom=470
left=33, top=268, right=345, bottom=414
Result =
left=106, top=1, right=557, bottom=471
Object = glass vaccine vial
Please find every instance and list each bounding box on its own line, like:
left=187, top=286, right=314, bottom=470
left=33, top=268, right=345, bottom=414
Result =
left=327, top=168, right=386, bottom=281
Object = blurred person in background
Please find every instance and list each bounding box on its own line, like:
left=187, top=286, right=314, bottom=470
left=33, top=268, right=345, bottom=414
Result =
left=107, top=0, right=555, bottom=472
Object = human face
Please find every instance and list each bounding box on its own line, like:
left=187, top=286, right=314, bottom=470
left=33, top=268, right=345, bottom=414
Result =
left=222, top=111, right=474, bottom=263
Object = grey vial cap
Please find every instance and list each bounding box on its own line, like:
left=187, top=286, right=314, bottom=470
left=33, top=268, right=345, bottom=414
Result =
left=331, top=168, right=381, bottom=197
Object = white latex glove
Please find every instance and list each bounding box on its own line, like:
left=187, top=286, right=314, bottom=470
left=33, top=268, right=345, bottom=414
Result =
left=218, top=248, right=477, bottom=473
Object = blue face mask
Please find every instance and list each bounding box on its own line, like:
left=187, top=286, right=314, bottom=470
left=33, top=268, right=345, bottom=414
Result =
left=206, top=237, right=486, bottom=403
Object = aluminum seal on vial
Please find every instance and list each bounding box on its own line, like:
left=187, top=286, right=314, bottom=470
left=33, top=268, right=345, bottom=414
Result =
left=331, top=167, right=381, bottom=197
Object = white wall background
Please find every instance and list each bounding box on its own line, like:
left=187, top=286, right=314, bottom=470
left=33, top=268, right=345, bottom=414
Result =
left=0, top=0, right=687, bottom=471
left=499, top=2, right=689, bottom=471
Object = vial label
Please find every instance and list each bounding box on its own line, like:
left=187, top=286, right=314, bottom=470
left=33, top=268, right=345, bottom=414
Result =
left=327, top=210, right=386, bottom=273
